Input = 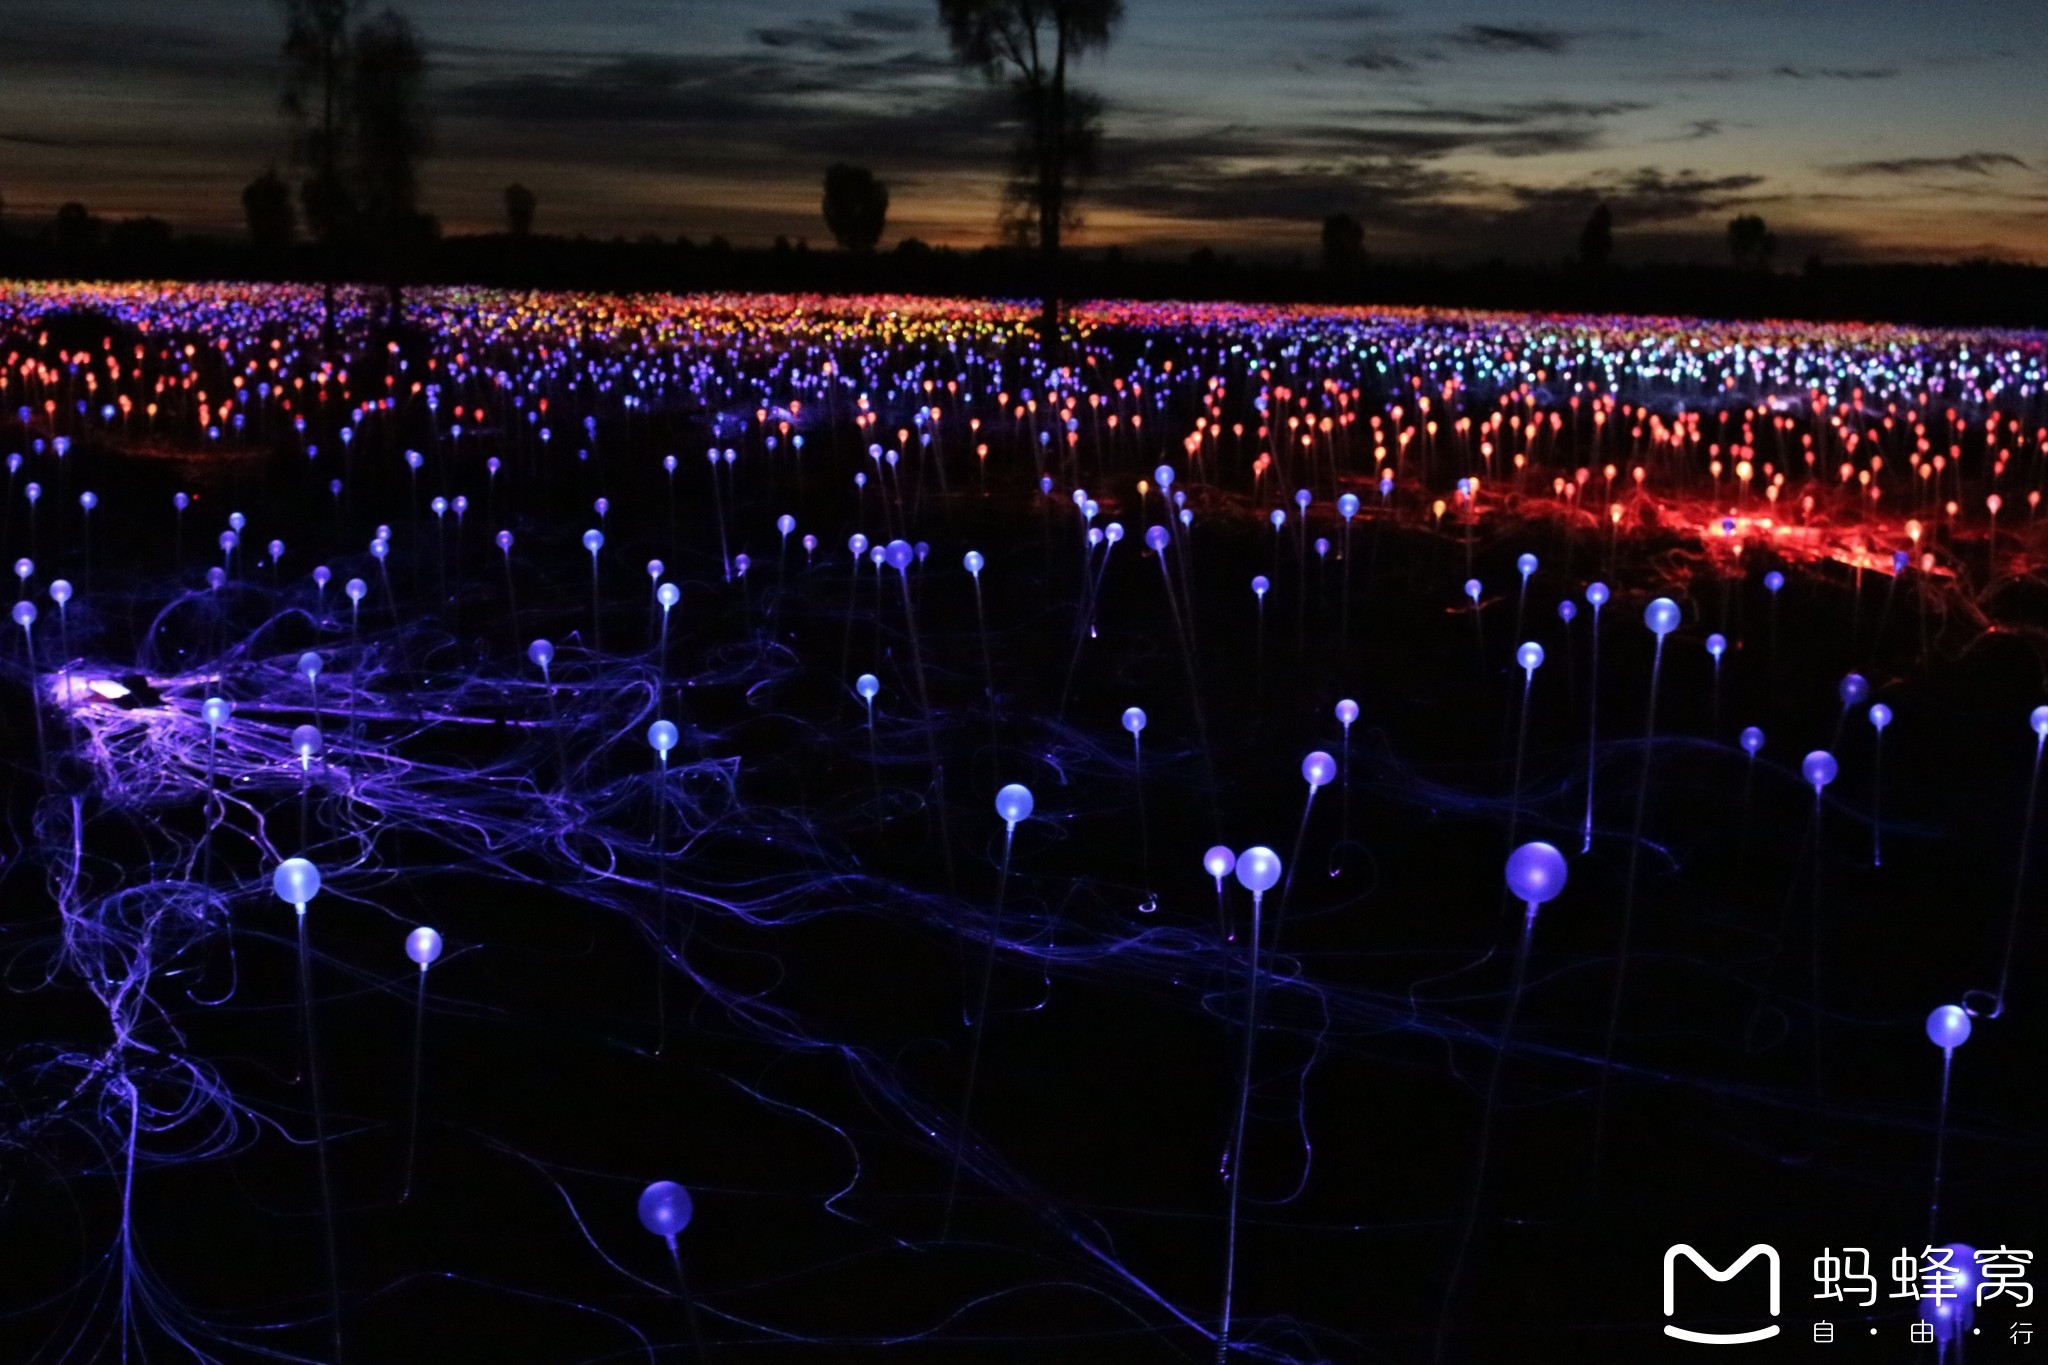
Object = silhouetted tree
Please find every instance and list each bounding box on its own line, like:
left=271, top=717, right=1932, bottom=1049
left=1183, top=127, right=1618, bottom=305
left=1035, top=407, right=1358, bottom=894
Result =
left=350, top=8, right=431, bottom=325
left=822, top=164, right=888, bottom=252
left=243, top=168, right=298, bottom=251
left=1578, top=202, right=1613, bottom=270
left=504, top=182, right=535, bottom=238
left=1727, top=213, right=1775, bottom=271
left=939, top=0, right=1124, bottom=335
left=54, top=202, right=102, bottom=253
left=280, top=0, right=360, bottom=348
left=1321, top=213, right=1364, bottom=273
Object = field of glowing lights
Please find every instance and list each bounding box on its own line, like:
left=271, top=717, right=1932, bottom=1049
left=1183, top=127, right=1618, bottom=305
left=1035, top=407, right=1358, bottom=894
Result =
left=2, top=280, right=2045, bottom=1364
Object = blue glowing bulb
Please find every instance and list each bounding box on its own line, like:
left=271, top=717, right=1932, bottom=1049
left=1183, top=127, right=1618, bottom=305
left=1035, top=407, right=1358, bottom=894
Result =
left=1464, top=578, right=1481, bottom=604
left=1153, top=464, right=1175, bottom=489
left=734, top=553, right=750, bottom=577
left=528, top=639, right=554, bottom=670
left=273, top=857, right=322, bottom=907
left=1645, top=597, right=1680, bottom=636
left=1145, top=525, right=1170, bottom=553
left=1294, top=488, right=1311, bottom=511
left=1586, top=582, right=1609, bottom=608
left=292, top=723, right=322, bottom=758
left=1839, top=672, right=1869, bottom=707
left=657, top=583, right=680, bottom=610
left=1706, top=633, right=1726, bottom=660
left=496, top=530, right=513, bottom=552
left=1122, top=707, right=1147, bottom=735
left=1252, top=575, right=1269, bottom=599
left=299, top=651, right=322, bottom=680
left=1764, top=570, right=1785, bottom=594
left=202, top=696, right=232, bottom=729
left=1338, top=493, right=1360, bottom=519
left=12, top=600, right=35, bottom=628
left=885, top=539, right=914, bottom=572
left=648, top=720, right=679, bottom=754
left=49, top=579, right=70, bottom=606
left=1234, top=845, right=1282, bottom=895
left=1203, top=845, right=1236, bottom=884
left=1269, top=509, right=1286, bottom=531
left=995, top=783, right=1035, bottom=828
left=1802, top=750, right=1838, bottom=790
left=1505, top=841, right=1568, bottom=905
left=1925, top=1004, right=1972, bottom=1051
left=583, top=529, right=604, bottom=555
left=855, top=674, right=879, bottom=702
left=1335, top=698, right=1358, bottom=728
left=346, top=577, right=367, bottom=603
left=964, top=550, right=984, bottom=577
left=1740, top=725, right=1764, bottom=757
left=314, top=565, right=331, bottom=589
left=1558, top=599, right=1577, bottom=623
left=777, top=514, right=795, bottom=537
left=638, top=1181, right=694, bottom=1240
left=2032, top=705, right=2048, bottom=739
left=1517, top=553, right=1537, bottom=580
left=1302, top=751, right=1336, bottom=788
left=406, top=926, right=443, bottom=967
left=1869, top=703, right=1892, bottom=731
left=1517, top=641, right=1544, bottom=675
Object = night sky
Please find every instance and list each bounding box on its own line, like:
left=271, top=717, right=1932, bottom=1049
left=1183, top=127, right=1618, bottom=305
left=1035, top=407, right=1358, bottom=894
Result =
left=2, top=0, right=2045, bottom=262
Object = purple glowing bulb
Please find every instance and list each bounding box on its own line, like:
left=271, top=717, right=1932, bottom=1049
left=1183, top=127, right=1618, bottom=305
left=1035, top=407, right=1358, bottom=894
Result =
left=1802, top=750, right=1838, bottom=791
left=1335, top=698, right=1358, bottom=729
left=1234, top=846, right=1281, bottom=895
left=1505, top=841, right=1568, bottom=906
left=995, top=783, right=1035, bottom=829
left=1868, top=703, right=1892, bottom=732
left=273, top=856, right=322, bottom=908
left=637, top=1181, right=694, bottom=1241
left=1203, top=845, right=1236, bottom=887
left=1301, top=751, right=1336, bottom=788
left=406, top=927, right=443, bottom=968
left=1740, top=725, right=1764, bottom=757
left=1925, top=1004, right=1971, bottom=1051
left=1645, top=597, right=1680, bottom=637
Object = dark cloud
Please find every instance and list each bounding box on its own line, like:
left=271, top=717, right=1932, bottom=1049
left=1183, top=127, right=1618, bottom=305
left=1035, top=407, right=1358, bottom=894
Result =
left=1452, top=24, right=1573, bottom=53
left=1830, top=151, right=2028, bottom=177
left=1344, top=49, right=1416, bottom=72
left=844, top=7, right=927, bottom=34
left=1771, top=64, right=1898, bottom=81
left=1507, top=168, right=1765, bottom=224
left=752, top=26, right=884, bottom=54
left=1364, top=100, right=1647, bottom=126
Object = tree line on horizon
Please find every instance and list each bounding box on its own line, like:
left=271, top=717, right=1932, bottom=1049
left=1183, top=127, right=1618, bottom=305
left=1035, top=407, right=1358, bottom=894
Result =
left=0, top=0, right=2027, bottom=331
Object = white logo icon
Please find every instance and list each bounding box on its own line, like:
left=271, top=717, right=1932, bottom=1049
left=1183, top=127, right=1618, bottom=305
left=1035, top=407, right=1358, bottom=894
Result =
left=1663, top=1244, right=1782, bottom=1344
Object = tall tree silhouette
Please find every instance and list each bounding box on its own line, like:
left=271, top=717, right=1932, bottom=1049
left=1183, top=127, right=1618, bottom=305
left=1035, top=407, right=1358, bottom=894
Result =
left=280, top=0, right=359, bottom=350
left=1578, top=202, right=1613, bottom=270
left=1321, top=213, right=1364, bottom=274
left=244, top=169, right=298, bottom=252
left=350, top=8, right=431, bottom=326
left=1727, top=214, right=1775, bottom=271
left=504, top=182, right=536, bottom=238
left=822, top=165, right=888, bottom=252
left=55, top=202, right=103, bottom=259
left=939, top=0, right=1124, bottom=335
